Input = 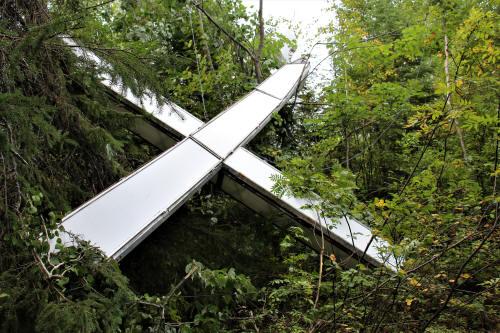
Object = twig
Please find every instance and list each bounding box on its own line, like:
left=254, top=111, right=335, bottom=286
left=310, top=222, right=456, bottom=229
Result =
left=165, top=263, right=200, bottom=301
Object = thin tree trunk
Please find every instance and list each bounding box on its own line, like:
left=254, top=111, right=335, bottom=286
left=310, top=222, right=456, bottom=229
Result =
left=344, top=66, right=349, bottom=168
left=254, top=0, right=264, bottom=82
left=313, top=213, right=325, bottom=310
left=345, top=126, right=350, bottom=169
left=444, top=33, right=467, bottom=161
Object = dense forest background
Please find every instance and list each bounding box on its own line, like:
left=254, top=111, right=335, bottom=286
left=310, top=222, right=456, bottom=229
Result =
left=0, top=0, right=498, bottom=331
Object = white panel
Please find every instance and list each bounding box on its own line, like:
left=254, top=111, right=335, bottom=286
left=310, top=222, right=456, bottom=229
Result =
left=257, top=64, right=306, bottom=99
left=62, top=38, right=104, bottom=65
left=193, top=91, right=281, bottom=158
left=61, top=139, right=220, bottom=257
left=103, top=80, right=203, bottom=137
left=191, top=64, right=307, bottom=159
left=224, top=148, right=397, bottom=268
left=61, top=37, right=203, bottom=137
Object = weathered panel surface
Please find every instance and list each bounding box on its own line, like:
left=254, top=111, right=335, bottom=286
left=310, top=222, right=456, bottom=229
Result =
left=61, top=139, right=220, bottom=258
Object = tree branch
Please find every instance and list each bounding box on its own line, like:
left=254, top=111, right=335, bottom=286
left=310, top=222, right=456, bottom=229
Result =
left=193, top=2, right=257, bottom=62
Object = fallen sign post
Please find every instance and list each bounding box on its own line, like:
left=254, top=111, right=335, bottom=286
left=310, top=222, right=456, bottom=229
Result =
left=58, top=38, right=398, bottom=270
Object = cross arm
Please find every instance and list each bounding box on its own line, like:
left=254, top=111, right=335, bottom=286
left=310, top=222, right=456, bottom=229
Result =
left=223, top=148, right=397, bottom=269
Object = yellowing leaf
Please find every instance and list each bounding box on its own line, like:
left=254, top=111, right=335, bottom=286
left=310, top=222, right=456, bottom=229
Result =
left=409, top=278, right=422, bottom=287
left=487, top=42, right=494, bottom=54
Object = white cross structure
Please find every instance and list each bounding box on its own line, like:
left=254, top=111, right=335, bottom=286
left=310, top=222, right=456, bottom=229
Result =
left=58, top=38, right=397, bottom=269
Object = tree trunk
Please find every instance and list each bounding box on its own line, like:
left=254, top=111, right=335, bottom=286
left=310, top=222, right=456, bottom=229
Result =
left=344, top=66, right=349, bottom=169
left=254, top=0, right=264, bottom=82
